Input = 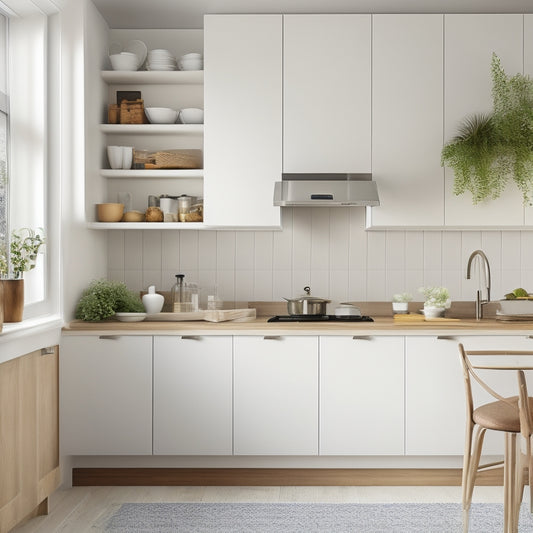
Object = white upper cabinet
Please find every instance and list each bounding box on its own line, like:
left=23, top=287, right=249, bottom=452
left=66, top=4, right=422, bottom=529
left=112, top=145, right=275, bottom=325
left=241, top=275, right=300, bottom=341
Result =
left=204, top=15, right=282, bottom=227
left=444, top=14, right=525, bottom=227
left=368, top=15, right=444, bottom=228
left=283, top=15, right=371, bottom=173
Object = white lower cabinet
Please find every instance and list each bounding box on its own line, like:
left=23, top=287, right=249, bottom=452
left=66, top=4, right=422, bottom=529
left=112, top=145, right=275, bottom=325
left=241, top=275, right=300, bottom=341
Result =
left=406, top=335, right=533, bottom=456
left=153, top=336, right=233, bottom=455
left=320, top=336, right=405, bottom=455
left=60, top=335, right=153, bottom=455
left=233, top=336, right=319, bottom=455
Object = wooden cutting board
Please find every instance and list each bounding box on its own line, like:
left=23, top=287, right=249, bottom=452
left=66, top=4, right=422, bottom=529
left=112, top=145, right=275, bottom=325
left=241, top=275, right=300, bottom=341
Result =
left=145, top=308, right=256, bottom=323
left=393, top=313, right=461, bottom=323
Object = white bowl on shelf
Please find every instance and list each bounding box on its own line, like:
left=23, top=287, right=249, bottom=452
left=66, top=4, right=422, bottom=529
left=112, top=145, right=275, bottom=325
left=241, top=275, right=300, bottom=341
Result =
left=179, top=58, right=203, bottom=71
left=145, top=107, right=178, bottom=124
left=178, top=107, right=204, bottom=124
left=109, top=52, right=139, bottom=71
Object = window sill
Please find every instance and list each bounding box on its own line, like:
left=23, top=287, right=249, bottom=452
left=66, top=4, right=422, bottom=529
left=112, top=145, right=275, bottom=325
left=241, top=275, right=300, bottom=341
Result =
left=0, top=313, right=64, bottom=364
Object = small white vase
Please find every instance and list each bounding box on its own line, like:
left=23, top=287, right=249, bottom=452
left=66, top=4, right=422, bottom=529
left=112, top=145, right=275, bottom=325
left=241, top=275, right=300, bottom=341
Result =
left=142, top=285, right=164, bottom=314
left=392, top=301, right=409, bottom=314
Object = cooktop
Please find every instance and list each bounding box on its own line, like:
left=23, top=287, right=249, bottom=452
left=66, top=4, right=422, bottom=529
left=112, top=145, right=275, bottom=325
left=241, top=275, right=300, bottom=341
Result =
left=267, top=315, right=374, bottom=322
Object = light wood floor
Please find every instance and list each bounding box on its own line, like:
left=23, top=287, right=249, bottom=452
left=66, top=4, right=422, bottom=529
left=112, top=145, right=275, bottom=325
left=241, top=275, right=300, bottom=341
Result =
left=10, top=485, right=512, bottom=533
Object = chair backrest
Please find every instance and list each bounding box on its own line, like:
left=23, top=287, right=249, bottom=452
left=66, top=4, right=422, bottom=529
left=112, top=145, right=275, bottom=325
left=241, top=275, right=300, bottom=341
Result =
left=459, top=343, right=533, bottom=435
left=518, top=369, right=532, bottom=439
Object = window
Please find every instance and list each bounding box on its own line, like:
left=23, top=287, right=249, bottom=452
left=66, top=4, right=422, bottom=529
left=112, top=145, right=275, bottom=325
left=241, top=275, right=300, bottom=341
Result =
left=0, top=12, right=7, bottom=276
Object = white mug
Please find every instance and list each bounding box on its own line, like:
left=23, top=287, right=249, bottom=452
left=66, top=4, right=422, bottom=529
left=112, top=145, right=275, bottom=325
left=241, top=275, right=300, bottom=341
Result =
left=122, top=146, right=133, bottom=170
left=107, top=145, right=123, bottom=169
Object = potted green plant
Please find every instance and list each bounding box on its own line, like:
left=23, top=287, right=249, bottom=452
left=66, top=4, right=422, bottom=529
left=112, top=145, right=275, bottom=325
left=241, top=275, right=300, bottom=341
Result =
left=441, top=53, right=533, bottom=204
left=0, top=227, right=46, bottom=322
left=75, top=279, right=145, bottom=322
left=419, top=286, right=450, bottom=318
left=392, top=292, right=413, bottom=314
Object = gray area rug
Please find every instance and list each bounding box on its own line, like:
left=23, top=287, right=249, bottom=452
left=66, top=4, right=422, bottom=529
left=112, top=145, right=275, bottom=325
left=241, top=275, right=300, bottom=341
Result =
left=103, top=502, right=533, bottom=532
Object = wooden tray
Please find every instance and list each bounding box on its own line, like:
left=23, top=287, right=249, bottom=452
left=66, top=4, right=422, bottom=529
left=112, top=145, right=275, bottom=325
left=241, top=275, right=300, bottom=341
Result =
left=393, top=313, right=460, bottom=323
left=144, top=308, right=256, bottom=323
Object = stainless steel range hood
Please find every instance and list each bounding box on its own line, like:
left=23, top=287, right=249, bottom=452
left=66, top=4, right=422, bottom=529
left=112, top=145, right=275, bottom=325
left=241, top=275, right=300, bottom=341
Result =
left=274, top=173, right=379, bottom=207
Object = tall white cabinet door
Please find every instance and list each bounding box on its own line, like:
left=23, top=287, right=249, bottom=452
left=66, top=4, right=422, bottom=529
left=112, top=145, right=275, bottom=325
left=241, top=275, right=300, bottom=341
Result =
left=153, top=336, right=233, bottom=455
left=234, top=336, right=318, bottom=455
left=406, top=336, right=533, bottom=456
left=523, top=15, right=533, bottom=225
left=368, top=15, right=444, bottom=228
left=283, top=15, right=371, bottom=173
left=204, top=15, right=282, bottom=227
left=444, top=14, right=525, bottom=226
left=320, top=336, right=404, bottom=455
left=60, top=336, right=152, bottom=455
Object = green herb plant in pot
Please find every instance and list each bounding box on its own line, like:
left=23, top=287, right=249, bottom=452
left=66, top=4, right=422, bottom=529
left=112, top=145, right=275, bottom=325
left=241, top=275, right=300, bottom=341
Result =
left=75, top=279, right=145, bottom=322
left=419, top=286, right=450, bottom=319
left=0, top=227, right=46, bottom=322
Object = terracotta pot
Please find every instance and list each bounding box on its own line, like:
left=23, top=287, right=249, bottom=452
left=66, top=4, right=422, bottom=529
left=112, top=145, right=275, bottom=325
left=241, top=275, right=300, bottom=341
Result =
left=2, top=279, right=24, bottom=322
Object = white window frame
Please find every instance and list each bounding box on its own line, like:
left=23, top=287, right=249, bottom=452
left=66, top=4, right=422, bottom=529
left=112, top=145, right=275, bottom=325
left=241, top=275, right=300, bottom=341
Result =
left=4, top=9, right=60, bottom=320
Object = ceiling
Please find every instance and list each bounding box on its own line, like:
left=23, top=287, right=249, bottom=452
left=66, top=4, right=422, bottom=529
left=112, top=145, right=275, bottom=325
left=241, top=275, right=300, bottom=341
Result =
left=90, top=0, right=533, bottom=29
left=0, top=0, right=64, bottom=17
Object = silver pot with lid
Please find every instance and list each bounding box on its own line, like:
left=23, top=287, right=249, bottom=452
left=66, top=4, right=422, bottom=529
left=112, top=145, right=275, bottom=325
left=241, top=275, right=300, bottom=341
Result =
left=283, top=286, right=331, bottom=315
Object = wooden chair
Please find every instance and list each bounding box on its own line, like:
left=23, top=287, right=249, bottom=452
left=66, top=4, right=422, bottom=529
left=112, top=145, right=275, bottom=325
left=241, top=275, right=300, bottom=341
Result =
left=459, top=344, right=533, bottom=533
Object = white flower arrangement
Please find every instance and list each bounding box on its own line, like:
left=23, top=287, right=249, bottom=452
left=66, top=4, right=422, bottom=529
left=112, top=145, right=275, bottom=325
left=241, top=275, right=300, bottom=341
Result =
left=419, top=286, right=450, bottom=309
left=392, top=292, right=413, bottom=303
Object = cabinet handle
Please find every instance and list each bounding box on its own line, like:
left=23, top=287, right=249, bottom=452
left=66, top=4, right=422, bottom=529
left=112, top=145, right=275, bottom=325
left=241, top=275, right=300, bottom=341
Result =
left=180, top=335, right=201, bottom=340
left=436, top=336, right=457, bottom=340
left=40, top=346, right=55, bottom=356
left=263, top=335, right=282, bottom=340
left=352, top=336, right=373, bottom=341
left=98, top=335, right=120, bottom=340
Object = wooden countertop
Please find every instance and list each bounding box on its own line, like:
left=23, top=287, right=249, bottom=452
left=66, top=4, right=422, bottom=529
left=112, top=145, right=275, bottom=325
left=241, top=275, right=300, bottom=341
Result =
left=62, top=316, right=533, bottom=336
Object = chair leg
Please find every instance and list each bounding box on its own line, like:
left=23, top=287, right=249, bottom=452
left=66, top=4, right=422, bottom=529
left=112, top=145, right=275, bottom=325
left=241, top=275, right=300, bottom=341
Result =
left=462, top=424, right=486, bottom=533
left=526, top=437, right=533, bottom=513
left=504, top=432, right=519, bottom=533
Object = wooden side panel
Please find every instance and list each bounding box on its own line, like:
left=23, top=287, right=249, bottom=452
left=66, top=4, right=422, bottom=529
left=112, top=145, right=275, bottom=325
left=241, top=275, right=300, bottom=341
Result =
left=37, top=348, right=60, bottom=501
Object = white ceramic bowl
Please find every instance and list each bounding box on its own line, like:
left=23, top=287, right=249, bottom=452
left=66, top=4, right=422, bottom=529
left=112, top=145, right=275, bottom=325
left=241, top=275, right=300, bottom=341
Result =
left=181, top=52, right=202, bottom=60
left=109, top=52, right=139, bottom=71
left=145, top=107, right=178, bottom=124
left=179, top=58, right=203, bottom=71
left=178, top=107, right=204, bottom=124
left=115, top=312, right=147, bottom=322
left=498, top=299, right=533, bottom=315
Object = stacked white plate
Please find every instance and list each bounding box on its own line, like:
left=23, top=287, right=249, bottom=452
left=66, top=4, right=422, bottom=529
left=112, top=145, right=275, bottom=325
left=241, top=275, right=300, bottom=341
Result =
left=146, top=49, right=178, bottom=71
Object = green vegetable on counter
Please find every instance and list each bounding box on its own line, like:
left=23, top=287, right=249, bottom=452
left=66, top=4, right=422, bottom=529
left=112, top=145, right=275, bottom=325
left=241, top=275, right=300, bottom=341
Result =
left=504, top=287, right=530, bottom=299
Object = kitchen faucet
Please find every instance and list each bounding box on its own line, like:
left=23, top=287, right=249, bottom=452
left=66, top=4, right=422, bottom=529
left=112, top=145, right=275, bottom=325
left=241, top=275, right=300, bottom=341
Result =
left=466, top=250, right=491, bottom=320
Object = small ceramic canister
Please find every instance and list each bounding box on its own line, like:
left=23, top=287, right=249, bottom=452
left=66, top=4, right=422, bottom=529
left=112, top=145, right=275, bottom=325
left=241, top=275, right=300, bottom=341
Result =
left=122, top=147, right=134, bottom=169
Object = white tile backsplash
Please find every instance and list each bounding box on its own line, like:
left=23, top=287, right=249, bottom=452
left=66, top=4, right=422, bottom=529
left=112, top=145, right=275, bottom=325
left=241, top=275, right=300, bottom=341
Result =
left=108, top=209, right=533, bottom=304
left=235, top=232, right=254, bottom=270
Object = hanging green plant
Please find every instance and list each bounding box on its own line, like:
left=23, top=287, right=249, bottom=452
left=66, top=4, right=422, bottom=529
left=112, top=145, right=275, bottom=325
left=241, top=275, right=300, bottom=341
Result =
left=441, top=53, right=533, bottom=204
